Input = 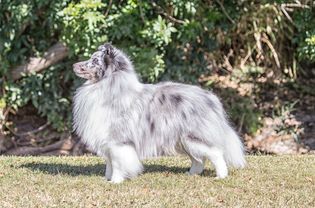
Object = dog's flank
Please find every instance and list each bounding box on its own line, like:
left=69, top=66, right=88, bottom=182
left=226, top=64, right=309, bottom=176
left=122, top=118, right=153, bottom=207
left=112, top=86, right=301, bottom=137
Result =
left=73, top=43, right=246, bottom=183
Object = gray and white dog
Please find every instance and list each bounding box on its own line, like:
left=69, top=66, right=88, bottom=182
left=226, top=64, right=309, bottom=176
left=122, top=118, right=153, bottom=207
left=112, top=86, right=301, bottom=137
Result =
left=73, top=43, right=246, bottom=183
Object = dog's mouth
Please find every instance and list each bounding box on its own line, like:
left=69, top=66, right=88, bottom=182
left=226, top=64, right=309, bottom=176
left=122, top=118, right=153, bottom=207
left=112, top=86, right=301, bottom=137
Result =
left=75, top=72, right=91, bottom=80
left=74, top=69, right=88, bottom=76
left=73, top=64, right=90, bottom=79
left=74, top=70, right=88, bottom=77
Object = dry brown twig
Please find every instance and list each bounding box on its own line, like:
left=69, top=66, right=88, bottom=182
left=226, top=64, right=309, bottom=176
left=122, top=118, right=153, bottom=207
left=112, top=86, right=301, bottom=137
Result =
left=150, top=1, right=185, bottom=24
left=223, top=50, right=234, bottom=72
left=138, top=0, right=146, bottom=23
left=5, top=138, right=74, bottom=156
left=5, top=122, right=49, bottom=137
left=214, top=0, right=235, bottom=24
left=104, top=0, right=113, bottom=18
left=15, top=130, right=63, bottom=147
left=261, top=34, right=281, bottom=68
left=240, top=46, right=256, bottom=69
left=223, top=56, right=233, bottom=72
left=238, top=114, right=245, bottom=133
left=280, top=1, right=311, bottom=25
left=282, top=2, right=311, bottom=9
left=18, top=123, right=49, bottom=137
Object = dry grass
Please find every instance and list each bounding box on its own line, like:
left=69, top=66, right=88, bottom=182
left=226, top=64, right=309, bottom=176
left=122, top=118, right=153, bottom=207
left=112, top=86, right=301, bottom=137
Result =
left=0, top=155, right=314, bottom=207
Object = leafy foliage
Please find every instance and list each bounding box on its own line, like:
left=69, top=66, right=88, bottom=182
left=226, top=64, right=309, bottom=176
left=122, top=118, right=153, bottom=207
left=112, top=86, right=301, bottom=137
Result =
left=58, top=0, right=107, bottom=57
left=0, top=0, right=314, bottom=134
left=294, top=6, right=315, bottom=63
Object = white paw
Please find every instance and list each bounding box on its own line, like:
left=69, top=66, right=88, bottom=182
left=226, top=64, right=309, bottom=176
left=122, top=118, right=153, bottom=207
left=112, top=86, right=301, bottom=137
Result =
left=109, top=176, right=125, bottom=184
left=214, top=176, right=226, bottom=180
left=186, top=171, right=202, bottom=175
left=215, top=172, right=228, bottom=179
left=105, top=172, right=112, bottom=181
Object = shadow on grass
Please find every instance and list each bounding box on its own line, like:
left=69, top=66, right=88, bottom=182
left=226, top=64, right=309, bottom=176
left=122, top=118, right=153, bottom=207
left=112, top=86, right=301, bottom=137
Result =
left=20, top=163, right=105, bottom=176
left=19, top=162, right=216, bottom=177
left=19, top=163, right=188, bottom=176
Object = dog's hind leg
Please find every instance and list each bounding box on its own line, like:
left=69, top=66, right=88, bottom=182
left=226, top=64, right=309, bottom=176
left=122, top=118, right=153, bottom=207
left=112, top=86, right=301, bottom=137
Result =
left=181, top=137, right=205, bottom=175
left=105, top=158, right=112, bottom=180
left=108, top=144, right=143, bottom=183
left=205, top=146, right=228, bottom=179
left=182, top=137, right=228, bottom=179
left=187, top=156, right=205, bottom=175
left=97, top=150, right=113, bottom=181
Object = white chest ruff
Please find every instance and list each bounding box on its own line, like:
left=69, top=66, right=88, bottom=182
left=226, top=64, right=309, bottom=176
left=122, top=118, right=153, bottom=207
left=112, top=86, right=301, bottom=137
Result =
left=72, top=79, right=143, bottom=153
left=73, top=83, right=113, bottom=151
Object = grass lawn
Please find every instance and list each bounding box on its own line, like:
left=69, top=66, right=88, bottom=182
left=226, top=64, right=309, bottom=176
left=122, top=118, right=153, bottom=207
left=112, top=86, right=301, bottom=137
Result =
left=0, top=155, right=314, bottom=207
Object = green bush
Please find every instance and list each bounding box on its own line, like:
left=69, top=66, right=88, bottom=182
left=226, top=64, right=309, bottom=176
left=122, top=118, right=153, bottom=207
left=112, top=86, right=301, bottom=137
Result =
left=0, top=0, right=314, bottom=133
left=294, top=7, right=315, bottom=63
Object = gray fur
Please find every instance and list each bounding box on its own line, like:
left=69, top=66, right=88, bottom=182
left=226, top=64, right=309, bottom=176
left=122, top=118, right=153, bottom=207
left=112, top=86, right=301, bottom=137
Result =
left=73, top=43, right=246, bottom=182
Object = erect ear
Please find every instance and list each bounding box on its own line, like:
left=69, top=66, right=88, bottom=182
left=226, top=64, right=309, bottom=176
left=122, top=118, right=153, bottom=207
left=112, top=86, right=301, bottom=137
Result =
left=98, top=43, right=114, bottom=66
left=104, top=53, right=111, bottom=67
left=98, top=43, right=113, bottom=54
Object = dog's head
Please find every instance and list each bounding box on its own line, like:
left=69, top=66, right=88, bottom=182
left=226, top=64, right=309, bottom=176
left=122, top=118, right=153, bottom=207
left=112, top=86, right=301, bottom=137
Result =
left=73, top=43, right=132, bottom=82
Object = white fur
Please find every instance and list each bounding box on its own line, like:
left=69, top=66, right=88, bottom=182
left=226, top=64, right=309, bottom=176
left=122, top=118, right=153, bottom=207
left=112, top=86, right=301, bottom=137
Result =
left=73, top=45, right=246, bottom=183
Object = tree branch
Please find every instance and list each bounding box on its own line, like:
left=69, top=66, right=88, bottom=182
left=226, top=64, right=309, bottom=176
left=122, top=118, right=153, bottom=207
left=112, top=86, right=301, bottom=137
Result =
left=4, top=138, right=74, bottom=156
left=104, top=0, right=113, bottom=18
left=261, top=34, right=281, bottom=69
left=215, top=0, right=235, bottom=24
left=150, top=1, right=185, bottom=24
left=11, top=42, right=69, bottom=80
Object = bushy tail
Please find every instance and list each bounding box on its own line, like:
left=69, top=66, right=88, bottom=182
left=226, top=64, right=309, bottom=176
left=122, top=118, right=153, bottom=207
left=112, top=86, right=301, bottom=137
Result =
left=223, top=126, right=246, bottom=168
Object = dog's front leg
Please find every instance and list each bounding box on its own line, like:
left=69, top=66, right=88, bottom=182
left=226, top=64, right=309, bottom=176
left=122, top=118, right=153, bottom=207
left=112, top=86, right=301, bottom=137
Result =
left=105, top=158, right=112, bottom=180
left=108, top=144, right=143, bottom=183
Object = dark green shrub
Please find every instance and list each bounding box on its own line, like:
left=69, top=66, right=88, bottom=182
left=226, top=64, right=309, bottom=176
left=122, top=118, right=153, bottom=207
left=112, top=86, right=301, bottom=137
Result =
left=0, top=0, right=314, bottom=134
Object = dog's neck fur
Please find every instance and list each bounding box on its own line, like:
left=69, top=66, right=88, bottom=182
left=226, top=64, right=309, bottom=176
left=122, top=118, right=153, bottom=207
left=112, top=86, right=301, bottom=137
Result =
left=73, top=71, right=142, bottom=149
left=79, top=70, right=143, bottom=107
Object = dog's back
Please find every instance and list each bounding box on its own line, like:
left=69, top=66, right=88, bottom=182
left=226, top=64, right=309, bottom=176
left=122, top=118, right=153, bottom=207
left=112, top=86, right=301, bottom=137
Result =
left=134, top=82, right=245, bottom=167
left=73, top=43, right=245, bottom=182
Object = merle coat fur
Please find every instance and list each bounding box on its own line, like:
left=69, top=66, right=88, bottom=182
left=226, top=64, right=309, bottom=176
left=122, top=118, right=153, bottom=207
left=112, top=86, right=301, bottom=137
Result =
left=73, top=43, right=246, bottom=183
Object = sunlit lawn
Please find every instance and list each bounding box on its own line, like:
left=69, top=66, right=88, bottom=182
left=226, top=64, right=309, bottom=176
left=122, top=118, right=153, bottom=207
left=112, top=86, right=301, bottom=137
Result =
left=0, top=155, right=314, bottom=207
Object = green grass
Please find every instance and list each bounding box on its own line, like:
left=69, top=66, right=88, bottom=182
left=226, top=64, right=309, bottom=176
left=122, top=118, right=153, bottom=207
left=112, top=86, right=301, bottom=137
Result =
left=0, top=156, right=314, bottom=207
